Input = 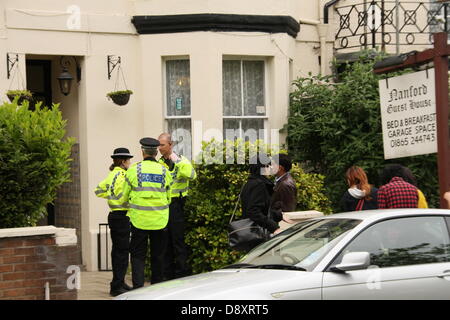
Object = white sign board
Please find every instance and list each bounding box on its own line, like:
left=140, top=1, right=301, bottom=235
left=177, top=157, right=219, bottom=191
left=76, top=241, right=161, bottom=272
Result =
left=379, top=68, right=437, bottom=159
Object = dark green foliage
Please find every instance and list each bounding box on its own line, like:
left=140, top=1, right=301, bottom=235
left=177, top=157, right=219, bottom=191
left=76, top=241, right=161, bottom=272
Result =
left=286, top=52, right=439, bottom=210
left=0, top=100, right=74, bottom=227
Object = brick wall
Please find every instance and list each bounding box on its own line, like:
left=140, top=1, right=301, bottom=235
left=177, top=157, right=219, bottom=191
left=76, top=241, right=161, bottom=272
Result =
left=0, top=231, right=79, bottom=300
left=55, top=143, right=82, bottom=257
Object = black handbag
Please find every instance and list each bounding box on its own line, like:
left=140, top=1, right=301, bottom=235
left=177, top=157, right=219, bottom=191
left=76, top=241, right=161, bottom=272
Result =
left=228, top=188, right=270, bottom=252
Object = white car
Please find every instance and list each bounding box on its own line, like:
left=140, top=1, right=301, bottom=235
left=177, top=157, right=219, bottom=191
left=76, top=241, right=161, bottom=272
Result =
left=116, top=209, right=450, bottom=300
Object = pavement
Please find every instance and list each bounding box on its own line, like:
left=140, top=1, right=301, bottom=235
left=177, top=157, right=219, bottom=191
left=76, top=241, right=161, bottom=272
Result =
left=77, top=271, right=134, bottom=300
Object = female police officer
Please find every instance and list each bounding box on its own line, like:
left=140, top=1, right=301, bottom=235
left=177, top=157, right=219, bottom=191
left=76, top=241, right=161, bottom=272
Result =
left=94, top=147, right=133, bottom=296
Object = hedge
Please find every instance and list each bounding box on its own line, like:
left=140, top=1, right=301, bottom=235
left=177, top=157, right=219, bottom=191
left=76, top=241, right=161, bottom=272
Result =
left=0, top=99, right=74, bottom=228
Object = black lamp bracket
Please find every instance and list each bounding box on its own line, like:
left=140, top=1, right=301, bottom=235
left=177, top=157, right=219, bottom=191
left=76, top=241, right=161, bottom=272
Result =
left=60, top=56, right=81, bottom=82
left=107, top=55, right=121, bottom=80
left=7, top=53, right=19, bottom=79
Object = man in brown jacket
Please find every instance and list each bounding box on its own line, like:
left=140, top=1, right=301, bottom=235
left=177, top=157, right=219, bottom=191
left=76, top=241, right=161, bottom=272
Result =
left=270, top=154, right=297, bottom=219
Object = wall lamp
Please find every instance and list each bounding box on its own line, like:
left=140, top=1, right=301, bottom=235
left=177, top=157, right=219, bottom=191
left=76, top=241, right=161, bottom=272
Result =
left=57, top=56, right=81, bottom=96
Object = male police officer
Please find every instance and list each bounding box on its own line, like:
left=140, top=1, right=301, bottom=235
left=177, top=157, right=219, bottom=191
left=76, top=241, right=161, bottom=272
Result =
left=158, top=133, right=196, bottom=280
left=123, top=137, right=172, bottom=288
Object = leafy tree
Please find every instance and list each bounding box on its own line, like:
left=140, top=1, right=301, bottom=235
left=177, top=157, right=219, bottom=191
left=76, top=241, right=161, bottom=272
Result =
left=286, top=52, right=439, bottom=210
left=0, top=100, right=75, bottom=228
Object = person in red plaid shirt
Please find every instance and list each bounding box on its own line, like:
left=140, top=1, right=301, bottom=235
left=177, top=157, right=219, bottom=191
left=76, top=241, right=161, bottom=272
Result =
left=377, top=164, right=418, bottom=208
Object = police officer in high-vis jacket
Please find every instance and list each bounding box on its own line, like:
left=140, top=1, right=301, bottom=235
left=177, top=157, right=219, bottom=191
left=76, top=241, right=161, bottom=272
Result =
left=94, top=147, right=134, bottom=297
left=122, top=137, right=172, bottom=288
left=158, top=133, right=196, bottom=280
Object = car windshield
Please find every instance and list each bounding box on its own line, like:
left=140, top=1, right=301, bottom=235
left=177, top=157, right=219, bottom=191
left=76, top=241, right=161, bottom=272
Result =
left=234, top=218, right=361, bottom=271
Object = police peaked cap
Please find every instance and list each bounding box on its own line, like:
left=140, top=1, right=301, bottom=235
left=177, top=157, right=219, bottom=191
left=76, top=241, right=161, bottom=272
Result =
left=111, top=147, right=133, bottom=159
left=139, top=137, right=160, bottom=148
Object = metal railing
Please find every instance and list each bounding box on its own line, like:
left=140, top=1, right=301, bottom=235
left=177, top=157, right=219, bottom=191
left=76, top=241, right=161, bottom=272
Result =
left=97, top=223, right=112, bottom=271
left=334, top=1, right=450, bottom=52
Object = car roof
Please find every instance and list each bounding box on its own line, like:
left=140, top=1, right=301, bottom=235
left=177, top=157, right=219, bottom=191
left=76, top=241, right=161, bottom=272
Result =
left=318, top=208, right=450, bottom=222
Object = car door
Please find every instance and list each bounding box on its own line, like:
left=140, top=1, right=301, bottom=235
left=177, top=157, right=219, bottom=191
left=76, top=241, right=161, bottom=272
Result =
left=322, top=215, right=450, bottom=299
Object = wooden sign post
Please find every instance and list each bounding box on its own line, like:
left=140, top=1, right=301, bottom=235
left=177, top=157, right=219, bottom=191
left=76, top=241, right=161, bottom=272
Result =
left=374, top=32, right=450, bottom=208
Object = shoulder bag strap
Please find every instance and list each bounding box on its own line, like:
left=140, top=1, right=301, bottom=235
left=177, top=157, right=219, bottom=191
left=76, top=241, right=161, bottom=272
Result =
left=229, top=184, right=245, bottom=224
left=356, top=198, right=364, bottom=211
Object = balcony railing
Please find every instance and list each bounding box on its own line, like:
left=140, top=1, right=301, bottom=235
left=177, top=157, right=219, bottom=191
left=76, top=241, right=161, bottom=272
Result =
left=334, top=0, right=449, bottom=52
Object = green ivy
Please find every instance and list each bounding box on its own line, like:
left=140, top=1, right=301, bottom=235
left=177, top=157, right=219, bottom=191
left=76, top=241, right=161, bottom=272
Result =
left=0, top=100, right=74, bottom=227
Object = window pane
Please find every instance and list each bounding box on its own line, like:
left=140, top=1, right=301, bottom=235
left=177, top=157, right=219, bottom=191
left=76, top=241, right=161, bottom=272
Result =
left=223, top=118, right=240, bottom=141
left=223, top=60, right=242, bottom=116
left=240, top=219, right=361, bottom=272
left=167, top=118, right=192, bottom=160
left=243, top=61, right=265, bottom=116
left=223, top=118, right=265, bottom=142
left=242, top=118, right=265, bottom=142
left=333, top=216, right=450, bottom=268
left=166, top=60, right=191, bottom=116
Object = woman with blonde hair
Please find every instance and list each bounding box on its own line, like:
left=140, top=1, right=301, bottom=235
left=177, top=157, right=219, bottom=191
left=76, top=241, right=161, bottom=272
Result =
left=340, top=166, right=378, bottom=212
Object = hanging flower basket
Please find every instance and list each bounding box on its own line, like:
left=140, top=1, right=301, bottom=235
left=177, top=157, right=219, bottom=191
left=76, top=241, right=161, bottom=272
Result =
left=106, top=90, right=133, bottom=106
left=6, top=90, right=33, bottom=105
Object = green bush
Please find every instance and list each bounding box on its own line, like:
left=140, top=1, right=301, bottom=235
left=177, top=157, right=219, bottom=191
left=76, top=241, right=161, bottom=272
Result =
left=286, top=52, right=439, bottom=210
left=183, top=139, right=332, bottom=274
left=0, top=100, right=74, bottom=228
left=290, top=165, right=332, bottom=214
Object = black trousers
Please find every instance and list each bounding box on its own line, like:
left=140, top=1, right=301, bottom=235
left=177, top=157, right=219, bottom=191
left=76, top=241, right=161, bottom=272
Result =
left=164, top=196, right=190, bottom=280
left=107, top=211, right=130, bottom=290
left=129, top=224, right=168, bottom=288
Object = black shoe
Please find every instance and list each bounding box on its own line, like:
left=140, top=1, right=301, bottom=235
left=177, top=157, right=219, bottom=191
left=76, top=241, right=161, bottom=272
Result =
left=110, top=287, right=128, bottom=297
left=122, top=283, right=133, bottom=291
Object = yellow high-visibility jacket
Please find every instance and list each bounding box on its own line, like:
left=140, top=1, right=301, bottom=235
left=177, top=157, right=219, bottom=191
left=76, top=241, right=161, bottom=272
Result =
left=94, top=167, right=129, bottom=211
left=123, top=159, right=172, bottom=230
left=159, top=154, right=196, bottom=198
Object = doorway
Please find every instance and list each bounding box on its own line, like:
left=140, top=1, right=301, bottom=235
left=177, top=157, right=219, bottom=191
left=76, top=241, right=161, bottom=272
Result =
left=26, top=60, right=52, bottom=110
left=26, top=59, right=56, bottom=225
left=25, top=57, right=82, bottom=257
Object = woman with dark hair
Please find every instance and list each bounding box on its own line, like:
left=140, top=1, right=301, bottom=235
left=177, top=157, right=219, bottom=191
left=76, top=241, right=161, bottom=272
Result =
left=340, top=166, right=378, bottom=212
left=94, top=147, right=133, bottom=296
left=240, top=153, right=282, bottom=236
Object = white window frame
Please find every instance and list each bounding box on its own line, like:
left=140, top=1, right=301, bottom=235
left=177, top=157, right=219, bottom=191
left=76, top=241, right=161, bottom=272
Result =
left=163, top=56, right=192, bottom=158
left=222, top=56, right=269, bottom=141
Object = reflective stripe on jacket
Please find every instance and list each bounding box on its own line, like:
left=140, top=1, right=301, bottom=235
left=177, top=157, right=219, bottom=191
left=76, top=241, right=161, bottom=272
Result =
left=123, top=159, right=172, bottom=230
left=94, top=167, right=129, bottom=211
left=159, top=155, right=196, bottom=198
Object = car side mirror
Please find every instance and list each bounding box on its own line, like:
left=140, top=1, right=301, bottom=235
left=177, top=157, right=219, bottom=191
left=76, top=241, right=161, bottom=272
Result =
left=331, top=252, right=370, bottom=272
